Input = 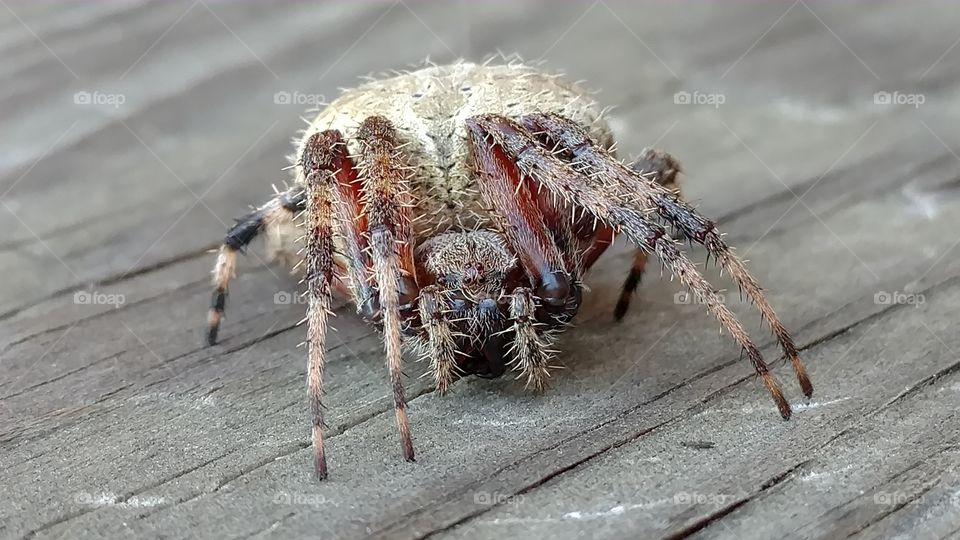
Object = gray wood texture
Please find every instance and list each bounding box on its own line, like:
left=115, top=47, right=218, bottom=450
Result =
left=3, top=1, right=960, bottom=538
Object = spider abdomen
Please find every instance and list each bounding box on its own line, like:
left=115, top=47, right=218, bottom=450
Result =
left=294, top=62, right=614, bottom=237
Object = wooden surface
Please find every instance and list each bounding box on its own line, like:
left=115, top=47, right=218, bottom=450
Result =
left=3, top=1, right=960, bottom=538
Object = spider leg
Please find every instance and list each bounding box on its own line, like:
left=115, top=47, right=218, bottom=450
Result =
left=417, top=285, right=460, bottom=393
left=524, top=113, right=811, bottom=398
left=312, top=130, right=376, bottom=316
left=613, top=155, right=681, bottom=320
left=356, top=116, right=419, bottom=462
left=467, top=114, right=792, bottom=419
left=469, top=123, right=576, bottom=320
left=299, top=132, right=339, bottom=480
left=207, top=188, right=305, bottom=345
left=469, top=127, right=580, bottom=389
left=614, top=251, right=648, bottom=320
left=506, top=287, right=554, bottom=391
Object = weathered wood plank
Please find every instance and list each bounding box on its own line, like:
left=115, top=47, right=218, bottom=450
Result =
left=7, top=140, right=958, bottom=538
left=438, top=280, right=960, bottom=540
left=3, top=1, right=960, bottom=539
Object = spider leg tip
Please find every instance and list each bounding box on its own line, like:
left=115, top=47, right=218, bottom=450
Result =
left=775, top=394, right=792, bottom=420
left=613, top=300, right=629, bottom=321
left=206, top=313, right=221, bottom=346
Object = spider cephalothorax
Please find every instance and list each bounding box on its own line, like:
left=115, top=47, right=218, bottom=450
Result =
left=205, top=62, right=812, bottom=480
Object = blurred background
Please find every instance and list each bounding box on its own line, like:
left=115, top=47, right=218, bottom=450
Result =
left=4, top=2, right=960, bottom=539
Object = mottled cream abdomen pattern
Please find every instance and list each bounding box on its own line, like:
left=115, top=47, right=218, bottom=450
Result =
left=293, top=62, right=613, bottom=236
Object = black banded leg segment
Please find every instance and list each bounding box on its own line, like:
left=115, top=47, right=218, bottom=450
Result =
left=467, top=114, right=793, bottom=419
left=614, top=251, right=648, bottom=320
left=207, top=189, right=306, bottom=345
left=523, top=112, right=812, bottom=399
left=208, top=211, right=261, bottom=345
left=356, top=116, right=419, bottom=462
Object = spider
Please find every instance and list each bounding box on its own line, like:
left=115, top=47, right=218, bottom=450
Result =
left=205, top=62, right=812, bottom=480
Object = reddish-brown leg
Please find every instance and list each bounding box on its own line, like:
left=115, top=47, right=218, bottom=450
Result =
left=524, top=113, right=811, bottom=398
left=324, top=135, right=375, bottom=309
left=299, top=132, right=339, bottom=480
left=468, top=126, right=573, bottom=313
left=579, top=223, right=615, bottom=273
left=356, top=116, right=419, bottom=462
left=303, top=126, right=413, bottom=477
left=467, top=114, right=793, bottom=419
left=469, top=126, right=579, bottom=389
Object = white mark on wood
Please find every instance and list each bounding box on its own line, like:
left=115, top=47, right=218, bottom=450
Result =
left=129, top=392, right=218, bottom=409
left=484, top=498, right=674, bottom=525
left=481, top=500, right=669, bottom=526
left=793, top=397, right=852, bottom=410
left=700, top=396, right=851, bottom=415
left=76, top=493, right=167, bottom=508
left=564, top=504, right=633, bottom=520
left=799, top=463, right=856, bottom=482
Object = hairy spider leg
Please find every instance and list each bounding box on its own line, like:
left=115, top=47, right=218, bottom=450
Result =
left=468, top=126, right=575, bottom=389
left=355, top=116, right=420, bottom=464
left=299, top=132, right=340, bottom=480
left=505, top=287, right=555, bottom=391
left=207, top=189, right=305, bottom=345
left=469, top=114, right=793, bottom=419
left=524, top=113, right=811, bottom=399
left=613, top=153, right=682, bottom=320
left=417, top=285, right=461, bottom=393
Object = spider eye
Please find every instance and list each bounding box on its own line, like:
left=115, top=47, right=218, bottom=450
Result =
left=461, top=262, right=485, bottom=286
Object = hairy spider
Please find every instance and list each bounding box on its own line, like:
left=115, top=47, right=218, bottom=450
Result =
left=206, top=62, right=812, bottom=480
